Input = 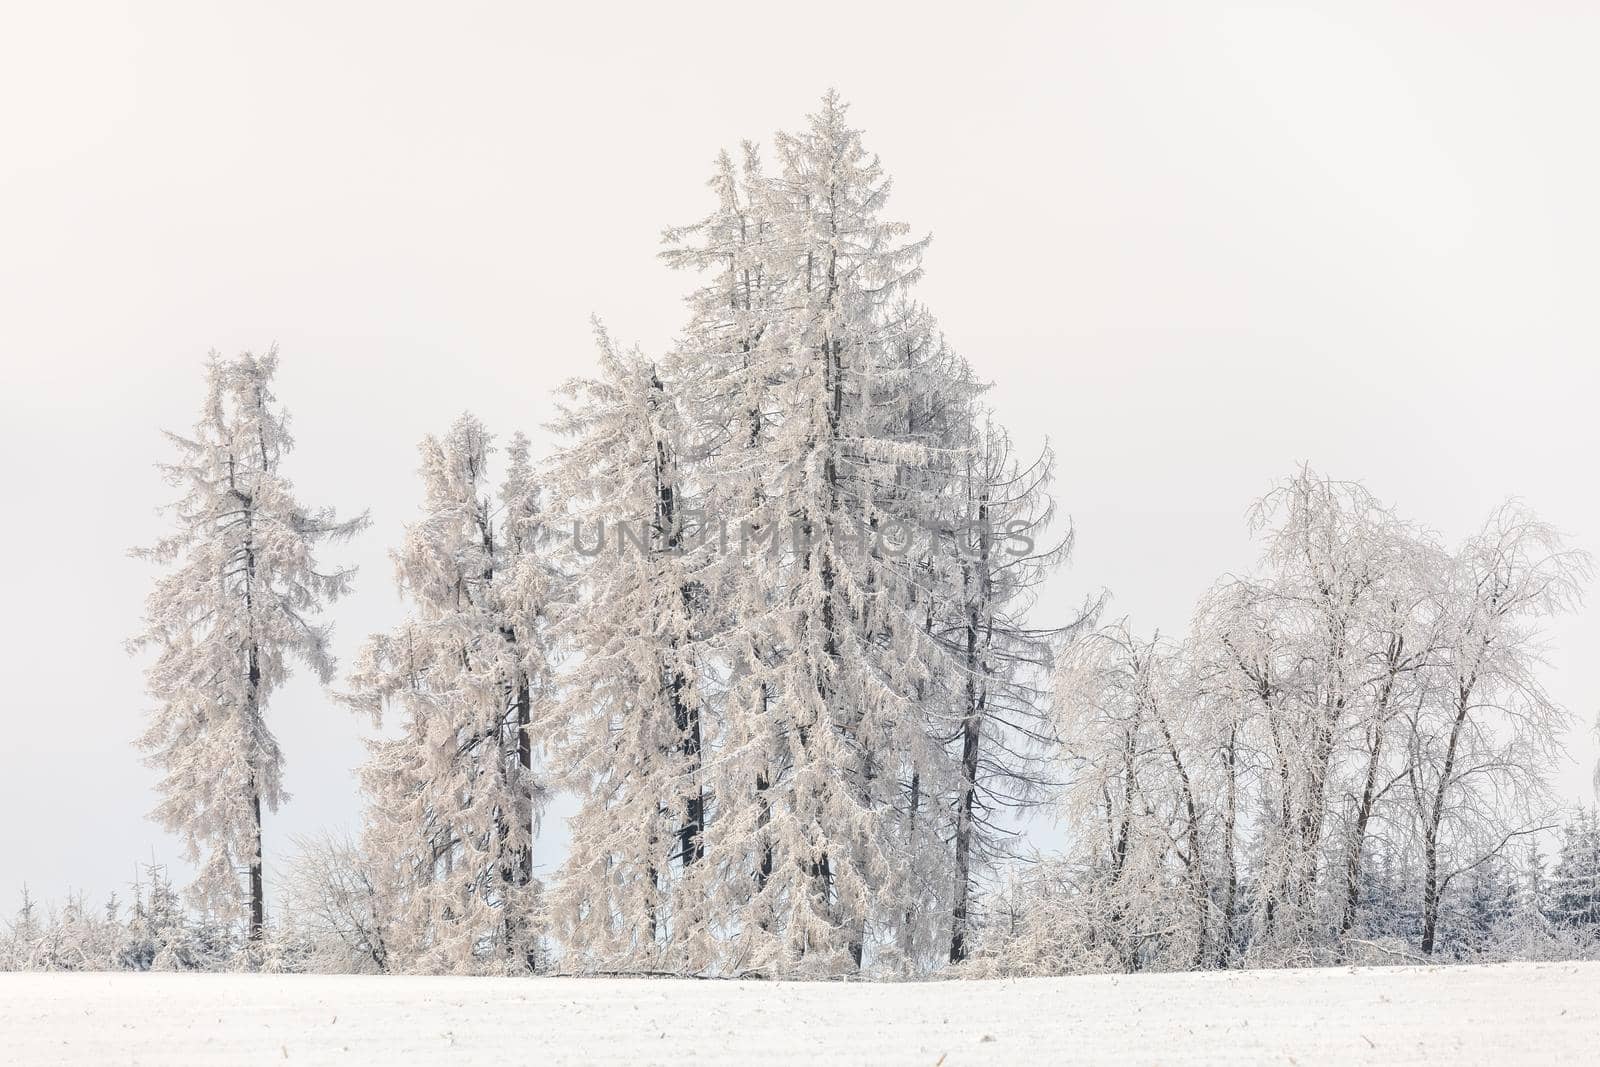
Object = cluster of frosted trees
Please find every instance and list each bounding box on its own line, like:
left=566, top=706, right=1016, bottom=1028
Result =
left=55, top=95, right=1589, bottom=979
left=109, top=95, right=1095, bottom=977
left=967, top=472, right=1595, bottom=975
left=1, top=866, right=251, bottom=974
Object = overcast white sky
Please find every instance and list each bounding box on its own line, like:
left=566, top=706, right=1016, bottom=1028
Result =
left=3, top=2, right=1597, bottom=907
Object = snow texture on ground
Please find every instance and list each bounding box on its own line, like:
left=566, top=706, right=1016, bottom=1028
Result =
left=1, top=962, right=1594, bottom=1065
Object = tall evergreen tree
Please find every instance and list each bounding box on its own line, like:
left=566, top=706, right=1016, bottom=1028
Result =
left=343, top=416, right=552, bottom=973
left=670, top=93, right=956, bottom=973
left=130, top=350, right=367, bottom=941
left=545, top=326, right=716, bottom=972
left=942, top=419, right=1099, bottom=963
left=660, top=139, right=790, bottom=966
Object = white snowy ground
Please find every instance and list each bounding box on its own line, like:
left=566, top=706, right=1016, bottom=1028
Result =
left=1, top=962, right=1594, bottom=1065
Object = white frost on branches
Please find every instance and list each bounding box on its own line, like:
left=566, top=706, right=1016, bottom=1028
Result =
left=343, top=416, right=553, bottom=974
left=129, top=350, right=367, bottom=939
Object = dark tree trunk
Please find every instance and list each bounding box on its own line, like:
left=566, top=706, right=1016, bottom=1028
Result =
left=676, top=692, right=705, bottom=868
left=1158, top=712, right=1207, bottom=966
left=248, top=787, right=264, bottom=943
left=1421, top=690, right=1471, bottom=955
left=951, top=492, right=992, bottom=965
left=246, top=632, right=264, bottom=944
left=652, top=371, right=705, bottom=872
left=1219, top=723, right=1239, bottom=967
left=950, top=710, right=980, bottom=963
left=1420, top=829, right=1441, bottom=955
left=239, top=466, right=266, bottom=946
left=900, top=769, right=921, bottom=965
left=1341, top=641, right=1407, bottom=944
left=1340, top=723, right=1386, bottom=940
left=515, top=674, right=533, bottom=887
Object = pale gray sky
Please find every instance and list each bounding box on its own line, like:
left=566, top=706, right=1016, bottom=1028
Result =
left=3, top=2, right=1597, bottom=906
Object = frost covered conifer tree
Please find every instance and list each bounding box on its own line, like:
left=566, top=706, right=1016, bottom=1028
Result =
left=344, top=416, right=553, bottom=973
left=852, top=307, right=988, bottom=972
left=113, top=864, right=195, bottom=971
left=2, top=889, right=40, bottom=971
left=545, top=326, right=715, bottom=972
left=940, top=419, right=1099, bottom=964
left=660, top=92, right=978, bottom=974
left=656, top=92, right=1096, bottom=975
left=130, top=350, right=367, bottom=942
left=1549, top=808, right=1600, bottom=929
left=661, top=141, right=789, bottom=964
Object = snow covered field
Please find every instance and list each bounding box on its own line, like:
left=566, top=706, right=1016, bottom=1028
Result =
left=1, top=962, right=1594, bottom=1065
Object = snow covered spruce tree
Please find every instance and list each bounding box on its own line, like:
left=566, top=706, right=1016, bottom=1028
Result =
left=652, top=92, right=1099, bottom=974
left=867, top=310, right=981, bottom=971
left=662, top=92, right=1008, bottom=974
left=130, top=350, right=367, bottom=944
left=543, top=325, right=717, bottom=973
left=1549, top=808, right=1600, bottom=930
left=343, top=416, right=554, bottom=974
left=658, top=141, right=790, bottom=973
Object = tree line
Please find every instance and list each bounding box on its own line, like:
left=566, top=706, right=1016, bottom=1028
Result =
left=6, top=93, right=1594, bottom=978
